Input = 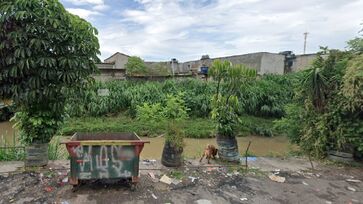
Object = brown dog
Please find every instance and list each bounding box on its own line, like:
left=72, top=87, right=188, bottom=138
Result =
left=199, top=144, right=218, bottom=164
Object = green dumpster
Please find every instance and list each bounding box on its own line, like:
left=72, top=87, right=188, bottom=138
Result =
left=63, top=132, right=149, bottom=186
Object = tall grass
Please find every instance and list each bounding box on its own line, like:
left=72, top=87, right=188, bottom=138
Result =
left=0, top=134, right=67, bottom=161
left=48, top=136, right=68, bottom=160
left=65, top=75, right=297, bottom=118
left=0, top=134, right=25, bottom=161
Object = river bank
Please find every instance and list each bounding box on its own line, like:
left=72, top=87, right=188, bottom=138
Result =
left=0, top=157, right=362, bottom=204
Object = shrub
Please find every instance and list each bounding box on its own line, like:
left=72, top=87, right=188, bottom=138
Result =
left=125, top=56, right=147, bottom=76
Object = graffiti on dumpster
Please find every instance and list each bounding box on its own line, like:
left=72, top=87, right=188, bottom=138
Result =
left=71, top=145, right=134, bottom=179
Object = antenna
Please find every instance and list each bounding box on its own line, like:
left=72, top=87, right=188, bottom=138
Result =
left=303, top=32, right=309, bottom=54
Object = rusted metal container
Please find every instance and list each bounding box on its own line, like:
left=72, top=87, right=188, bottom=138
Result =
left=63, top=132, right=149, bottom=186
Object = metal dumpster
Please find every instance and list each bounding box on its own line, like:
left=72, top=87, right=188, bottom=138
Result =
left=63, top=132, right=149, bottom=186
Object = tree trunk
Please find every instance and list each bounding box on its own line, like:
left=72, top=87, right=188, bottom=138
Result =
left=216, top=134, right=240, bottom=162
left=25, top=143, right=48, bottom=167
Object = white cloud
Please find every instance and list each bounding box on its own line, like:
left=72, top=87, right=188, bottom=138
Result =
left=93, top=4, right=110, bottom=11
left=67, top=8, right=101, bottom=19
left=97, top=0, right=363, bottom=61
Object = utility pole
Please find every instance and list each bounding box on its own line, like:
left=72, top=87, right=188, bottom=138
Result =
left=303, top=32, right=309, bottom=54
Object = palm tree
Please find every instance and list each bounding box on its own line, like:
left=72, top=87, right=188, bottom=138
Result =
left=302, top=56, right=328, bottom=111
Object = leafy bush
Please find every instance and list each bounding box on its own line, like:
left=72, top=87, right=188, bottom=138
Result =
left=162, top=93, right=189, bottom=120
left=136, top=92, right=189, bottom=121
left=136, top=103, right=163, bottom=122
left=275, top=47, right=363, bottom=158
left=125, top=56, right=147, bottom=76
left=136, top=93, right=188, bottom=148
left=238, top=74, right=296, bottom=117
left=65, top=75, right=297, bottom=119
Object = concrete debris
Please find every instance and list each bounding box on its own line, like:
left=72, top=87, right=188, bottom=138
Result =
left=273, top=169, right=280, bottom=175
left=325, top=201, right=332, bottom=204
left=62, top=177, right=68, bottom=183
left=148, top=172, right=156, bottom=180
left=346, top=179, right=361, bottom=183
left=269, top=174, right=286, bottom=183
left=240, top=197, right=248, bottom=201
left=351, top=199, right=360, bottom=203
left=151, top=193, right=157, bottom=199
left=195, top=199, right=212, bottom=204
left=171, top=179, right=181, bottom=185
left=188, top=176, right=197, bottom=182
left=347, top=186, right=356, bottom=192
left=160, top=175, right=172, bottom=185
left=302, top=181, right=309, bottom=186
left=223, top=191, right=238, bottom=198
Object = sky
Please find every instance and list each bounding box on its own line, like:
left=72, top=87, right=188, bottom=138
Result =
left=60, top=0, right=363, bottom=62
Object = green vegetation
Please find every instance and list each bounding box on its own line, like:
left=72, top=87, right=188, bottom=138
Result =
left=65, top=75, right=295, bottom=119
left=275, top=42, right=363, bottom=158
left=0, top=136, right=66, bottom=161
left=209, top=60, right=256, bottom=161
left=125, top=56, right=147, bottom=76
left=61, top=114, right=277, bottom=138
left=0, top=135, right=24, bottom=161
left=48, top=136, right=68, bottom=160
left=168, top=170, right=185, bottom=179
left=0, top=0, right=100, bottom=145
left=136, top=93, right=188, bottom=148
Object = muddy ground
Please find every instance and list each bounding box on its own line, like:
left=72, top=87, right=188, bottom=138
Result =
left=0, top=158, right=362, bottom=204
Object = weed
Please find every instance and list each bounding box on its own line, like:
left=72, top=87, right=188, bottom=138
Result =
left=169, top=170, right=184, bottom=180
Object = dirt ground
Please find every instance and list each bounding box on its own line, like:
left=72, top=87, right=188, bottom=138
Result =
left=0, top=158, right=362, bottom=204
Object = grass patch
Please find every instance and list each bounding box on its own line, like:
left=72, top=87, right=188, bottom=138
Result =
left=168, top=170, right=184, bottom=180
left=0, top=134, right=25, bottom=161
left=48, top=136, right=68, bottom=160
left=61, top=114, right=280, bottom=138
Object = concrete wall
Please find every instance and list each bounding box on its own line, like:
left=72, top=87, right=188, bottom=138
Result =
left=99, top=52, right=318, bottom=81
left=291, top=54, right=317, bottom=72
left=182, top=52, right=269, bottom=74
left=260, top=53, right=285, bottom=74
left=96, top=63, right=114, bottom=69
left=93, top=68, right=126, bottom=82
left=216, top=52, right=264, bottom=72
left=104, top=52, right=129, bottom=69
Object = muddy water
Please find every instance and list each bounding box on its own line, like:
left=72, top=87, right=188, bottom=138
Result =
left=0, top=121, right=295, bottom=157
left=140, top=136, right=295, bottom=159
left=0, top=122, right=17, bottom=145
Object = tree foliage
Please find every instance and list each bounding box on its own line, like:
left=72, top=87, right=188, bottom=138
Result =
left=0, top=0, right=100, bottom=144
left=275, top=46, right=363, bottom=157
left=125, top=56, right=147, bottom=76
left=210, top=60, right=256, bottom=137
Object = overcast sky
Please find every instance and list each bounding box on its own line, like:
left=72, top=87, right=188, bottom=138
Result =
left=60, top=0, right=363, bottom=62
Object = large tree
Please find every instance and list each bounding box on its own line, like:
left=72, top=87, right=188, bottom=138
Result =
left=0, top=0, right=100, bottom=166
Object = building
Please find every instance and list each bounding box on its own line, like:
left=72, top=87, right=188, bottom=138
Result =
left=94, top=52, right=128, bottom=81
left=95, top=51, right=317, bottom=81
